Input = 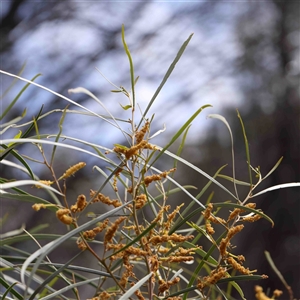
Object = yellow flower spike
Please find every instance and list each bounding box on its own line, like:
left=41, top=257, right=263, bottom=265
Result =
left=32, top=203, right=56, bottom=211
left=61, top=162, right=86, bottom=179
left=135, top=121, right=150, bottom=144
left=205, top=221, right=215, bottom=235
left=34, top=180, right=54, bottom=188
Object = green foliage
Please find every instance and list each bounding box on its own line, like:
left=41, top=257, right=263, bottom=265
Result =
left=1, top=25, right=299, bottom=300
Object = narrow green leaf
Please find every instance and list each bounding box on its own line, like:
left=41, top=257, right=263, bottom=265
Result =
left=169, top=206, right=205, bottom=235
left=51, top=106, right=69, bottom=164
left=217, top=174, right=251, bottom=186
left=113, top=143, right=128, bottom=150
left=134, top=75, right=139, bottom=85
left=39, top=277, right=100, bottom=300
left=0, top=73, right=41, bottom=121
left=0, top=61, right=26, bottom=101
left=167, top=125, right=191, bottom=194
left=218, top=274, right=267, bottom=284
left=0, top=70, right=124, bottom=127
left=183, top=241, right=218, bottom=266
left=0, top=180, right=62, bottom=195
left=119, top=103, right=132, bottom=110
left=265, top=250, right=293, bottom=299
left=7, top=130, right=22, bottom=147
left=237, top=110, right=252, bottom=187
left=162, top=150, right=237, bottom=200
left=121, top=24, right=135, bottom=109
left=119, top=272, right=153, bottom=300
left=227, top=280, right=246, bottom=300
left=151, top=104, right=211, bottom=166
left=28, top=252, right=83, bottom=300
left=0, top=278, right=23, bottom=300
left=208, top=114, right=239, bottom=200
left=0, top=144, right=34, bottom=179
left=39, top=277, right=59, bottom=298
left=155, top=185, right=197, bottom=201
left=0, top=105, right=44, bottom=181
left=139, top=33, right=194, bottom=126
left=182, top=231, right=227, bottom=300
left=0, top=234, right=73, bottom=247
left=262, top=156, right=283, bottom=180
left=21, top=200, right=132, bottom=296
left=174, top=124, right=191, bottom=169
left=165, top=286, right=198, bottom=299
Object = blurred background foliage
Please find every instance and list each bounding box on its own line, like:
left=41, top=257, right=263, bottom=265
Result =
left=1, top=1, right=299, bottom=298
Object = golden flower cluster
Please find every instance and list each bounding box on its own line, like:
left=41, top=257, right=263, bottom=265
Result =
left=219, top=224, right=244, bottom=257
left=119, top=253, right=135, bottom=288
left=104, top=216, right=127, bottom=246
left=149, top=233, right=194, bottom=246
left=200, top=201, right=263, bottom=288
left=134, top=194, right=147, bottom=209
left=227, top=202, right=256, bottom=222
left=70, top=194, right=87, bottom=213
left=56, top=208, right=73, bottom=225
left=227, top=256, right=256, bottom=275
left=135, top=121, right=150, bottom=144
left=144, top=168, right=176, bottom=187
left=113, top=140, right=158, bottom=160
left=164, top=204, right=184, bottom=231
left=202, top=203, right=226, bottom=236
left=83, top=219, right=109, bottom=240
